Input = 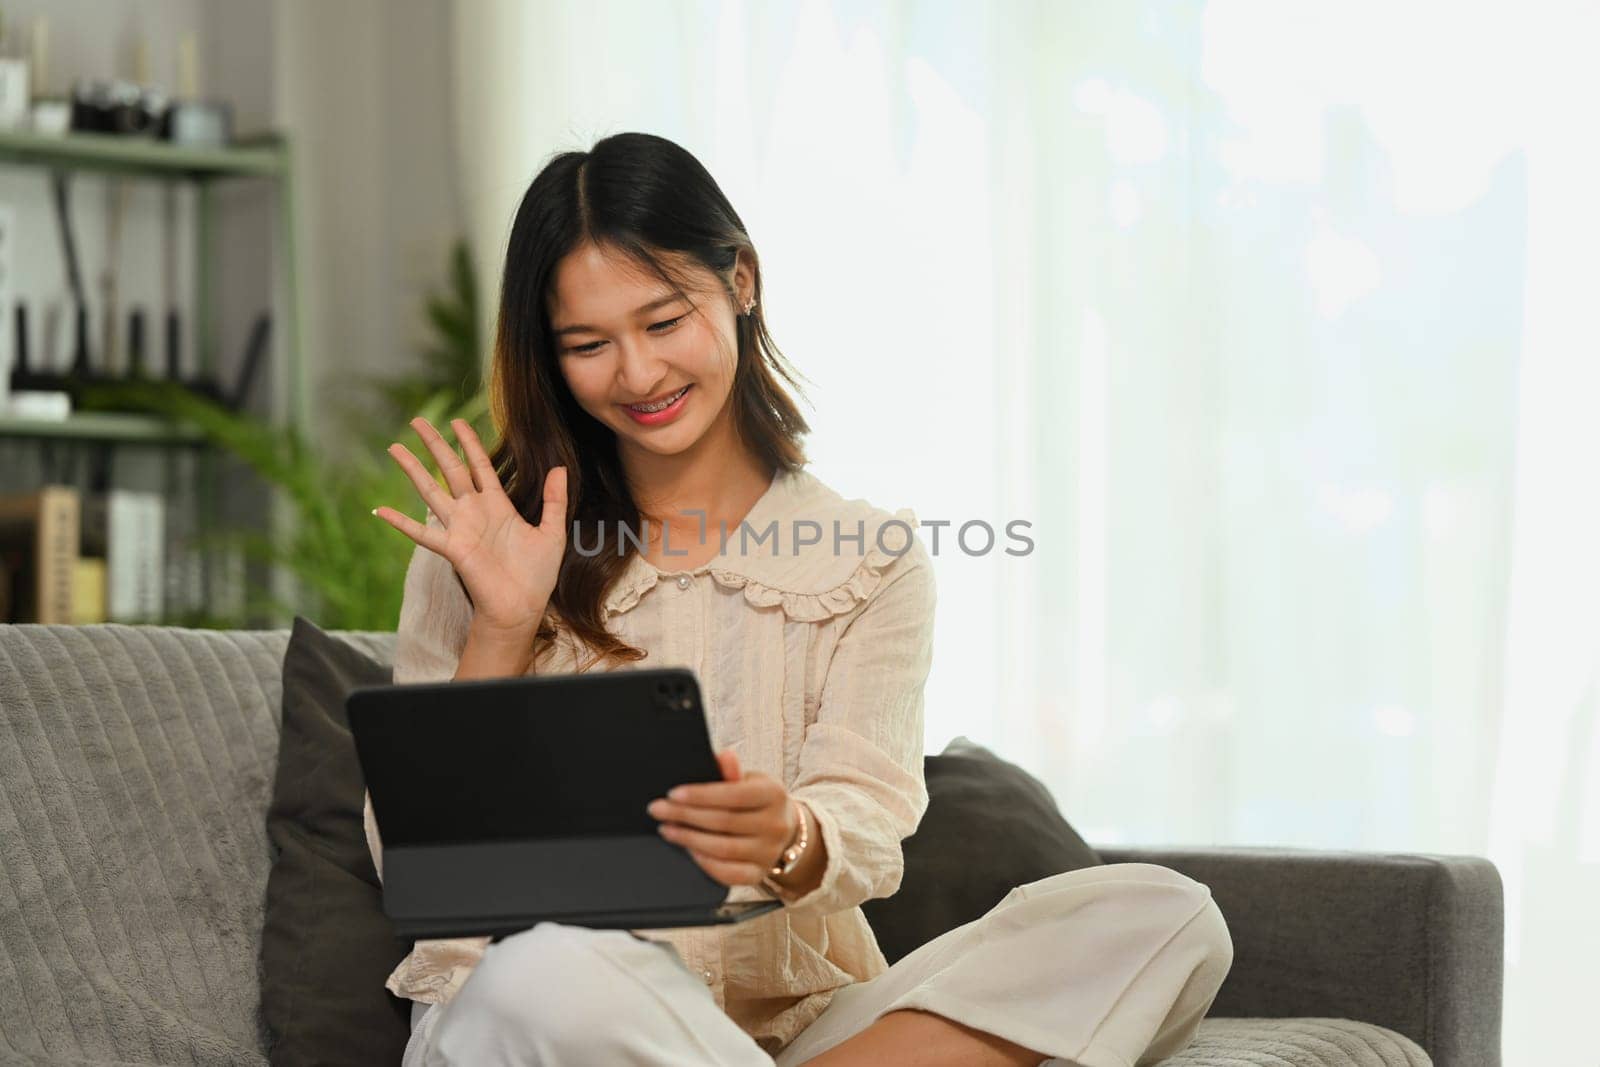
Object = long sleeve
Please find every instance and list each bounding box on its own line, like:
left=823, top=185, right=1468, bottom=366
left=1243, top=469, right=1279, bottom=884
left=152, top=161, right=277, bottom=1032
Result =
left=390, top=513, right=474, bottom=687
left=780, top=535, right=937, bottom=920
left=365, top=515, right=474, bottom=885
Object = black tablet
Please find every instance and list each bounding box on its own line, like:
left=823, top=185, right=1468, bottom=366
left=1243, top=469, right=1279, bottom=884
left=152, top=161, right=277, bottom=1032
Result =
left=348, top=667, right=783, bottom=939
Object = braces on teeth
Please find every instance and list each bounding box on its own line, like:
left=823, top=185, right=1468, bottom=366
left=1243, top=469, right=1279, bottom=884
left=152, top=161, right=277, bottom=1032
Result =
left=629, top=386, right=689, bottom=413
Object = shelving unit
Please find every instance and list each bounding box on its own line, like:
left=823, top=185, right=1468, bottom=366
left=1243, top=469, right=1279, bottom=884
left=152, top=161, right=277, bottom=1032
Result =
left=0, top=410, right=206, bottom=444
left=0, top=128, right=288, bottom=179
left=0, top=128, right=305, bottom=626
left=0, top=128, right=306, bottom=429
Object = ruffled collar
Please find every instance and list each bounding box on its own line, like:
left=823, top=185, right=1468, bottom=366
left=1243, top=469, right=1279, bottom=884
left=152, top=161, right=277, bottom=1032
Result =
left=602, top=467, right=919, bottom=623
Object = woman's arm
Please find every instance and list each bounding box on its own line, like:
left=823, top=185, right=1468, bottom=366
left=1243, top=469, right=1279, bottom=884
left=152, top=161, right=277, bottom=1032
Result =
left=773, top=535, right=937, bottom=918
left=454, top=618, right=540, bottom=679
left=766, top=801, right=826, bottom=898
left=391, top=512, right=475, bottom=685
left=367, top=514, right=511, bottom=884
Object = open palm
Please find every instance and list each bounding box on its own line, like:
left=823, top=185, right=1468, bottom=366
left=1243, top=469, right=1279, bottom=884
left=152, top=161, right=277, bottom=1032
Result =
left=374, top=416, right=568, bottom=636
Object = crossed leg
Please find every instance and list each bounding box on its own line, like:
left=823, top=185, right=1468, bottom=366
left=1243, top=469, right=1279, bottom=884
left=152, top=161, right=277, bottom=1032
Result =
left=794, top=1009, right=1050, bottom=1066
left=407, top=863, right=1233, bottom=1067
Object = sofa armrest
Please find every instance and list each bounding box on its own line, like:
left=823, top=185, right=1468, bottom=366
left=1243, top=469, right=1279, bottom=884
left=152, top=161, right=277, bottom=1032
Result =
left=1094, top=844, right=1503, bottom=1067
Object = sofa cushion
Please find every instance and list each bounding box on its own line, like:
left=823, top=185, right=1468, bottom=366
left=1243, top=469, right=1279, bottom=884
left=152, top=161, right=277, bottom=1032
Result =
left=0, top=623, right=295, bottom=1064
left=1166, top=1017, right=1431, bottom=1065
left=860, top=736, right=1103, bottom=965
left=260, top=617, right=413, bottom=1065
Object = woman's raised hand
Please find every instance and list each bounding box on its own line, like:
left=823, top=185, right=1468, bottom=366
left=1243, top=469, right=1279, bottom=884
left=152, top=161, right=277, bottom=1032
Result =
left=374, top=416, right=567, bottom=638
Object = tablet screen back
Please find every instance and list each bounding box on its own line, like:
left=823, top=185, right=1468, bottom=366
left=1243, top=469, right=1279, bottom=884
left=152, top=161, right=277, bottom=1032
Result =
left=349, top=667, right=722, bottom=848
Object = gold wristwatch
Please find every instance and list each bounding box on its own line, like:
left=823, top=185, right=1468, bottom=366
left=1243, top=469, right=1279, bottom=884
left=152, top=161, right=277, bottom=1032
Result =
left=762, top=800, right=809, bottom=896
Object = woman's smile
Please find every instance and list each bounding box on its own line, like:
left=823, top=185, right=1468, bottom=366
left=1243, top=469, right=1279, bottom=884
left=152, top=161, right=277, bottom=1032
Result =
left=621, top=383, right=693, bottom=424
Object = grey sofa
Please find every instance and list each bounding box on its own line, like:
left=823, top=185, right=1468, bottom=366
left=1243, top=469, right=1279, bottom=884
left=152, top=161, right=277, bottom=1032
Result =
left=0, top=623, right=1504, bottom=1066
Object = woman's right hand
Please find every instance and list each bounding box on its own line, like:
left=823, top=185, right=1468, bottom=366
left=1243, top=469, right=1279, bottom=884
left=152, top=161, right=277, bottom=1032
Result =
left=373, top=416, right=568, bottom=638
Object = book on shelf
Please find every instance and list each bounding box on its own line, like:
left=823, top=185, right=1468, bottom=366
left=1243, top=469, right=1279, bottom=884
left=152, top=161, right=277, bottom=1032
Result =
left=0, top=485, right=80, bottom=623
left=161, top=454, right=210, bottom=623
left=82, top=489, right=167, bottom=623
left=2, top=483, right=253, bottom=626
left=72, top=558, right=108, bottom=624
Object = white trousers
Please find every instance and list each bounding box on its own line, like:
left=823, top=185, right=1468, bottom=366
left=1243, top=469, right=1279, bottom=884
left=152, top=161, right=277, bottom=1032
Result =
left=400, top=862, right=1233, bottom=1067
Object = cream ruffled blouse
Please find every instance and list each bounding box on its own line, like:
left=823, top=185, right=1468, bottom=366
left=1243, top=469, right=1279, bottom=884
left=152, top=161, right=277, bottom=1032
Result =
left=362, top=466, right=938, bottom=1054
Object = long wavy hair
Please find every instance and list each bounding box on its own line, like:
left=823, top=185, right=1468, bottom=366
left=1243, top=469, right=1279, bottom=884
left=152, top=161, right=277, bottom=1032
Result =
left=484, top=132, right=812, bottom=667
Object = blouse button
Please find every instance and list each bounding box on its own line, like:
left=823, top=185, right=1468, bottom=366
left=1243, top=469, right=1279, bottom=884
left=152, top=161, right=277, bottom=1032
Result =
left=676, top=574, right=692, bottom=590
left=701, top=968, right=714, bottom=984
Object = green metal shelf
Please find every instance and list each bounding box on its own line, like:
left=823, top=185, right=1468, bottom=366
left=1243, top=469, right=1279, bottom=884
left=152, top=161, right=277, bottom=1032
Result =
left=0, top=129, right=286, bottom=180
left=0, top=411, right=206, bottom=445
left=0, top=125, right=304, bottom=628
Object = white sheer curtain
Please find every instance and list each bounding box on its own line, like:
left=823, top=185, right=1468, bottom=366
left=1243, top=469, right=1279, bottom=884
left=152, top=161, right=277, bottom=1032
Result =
left=450, top=2, right=1596, bottom=1061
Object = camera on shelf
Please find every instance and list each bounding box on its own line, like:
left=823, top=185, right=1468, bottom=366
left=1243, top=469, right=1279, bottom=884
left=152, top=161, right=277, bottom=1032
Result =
left=68, top=78, right=231, bottom=148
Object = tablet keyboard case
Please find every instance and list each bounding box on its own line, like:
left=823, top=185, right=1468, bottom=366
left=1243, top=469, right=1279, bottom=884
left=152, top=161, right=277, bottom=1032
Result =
left=350, top=668, right=772, bottom=938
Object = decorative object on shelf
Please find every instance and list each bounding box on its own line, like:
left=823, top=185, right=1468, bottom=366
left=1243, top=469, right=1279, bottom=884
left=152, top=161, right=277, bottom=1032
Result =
left=9, top=303, right=21, bottom=378
left=126, top=307, right=146, bottom=377
left=3, top=390, right=68, bottom=419
left=22, top=13, right=65, bottom=136
left=0, top=479, right=205, bottom=626
left=29, top=98, right=67, bottom=135
left=44, top=163, right=96, bottom=393
left=0, top=9, right=27, bottom=131
left=0, top=484, right=78, bottom=623
left=69, top=556, right=106, bottom=624
left=7, top=304, right=271, bottom=413
left=0, top=201, right=11, bottom=408
left=2, top=302, right=72, bottom=419
left=8, top=163, right=270, bottom=411
left=99, top=174, right=128, bottom=372
left=164, top=100, right=230, bottom=149
left=165, top=31, right=231, bottom=149
left=229, top=312, right=270, bottom=410
left=78, top=486, right=165, bottom=623
left=4, top=115, right=283, bottom=412
left=69, top=78, right=167, bottom=138
left=61, top=32, right=231, bottom=148
left=68, top=304, right=88, bottom=378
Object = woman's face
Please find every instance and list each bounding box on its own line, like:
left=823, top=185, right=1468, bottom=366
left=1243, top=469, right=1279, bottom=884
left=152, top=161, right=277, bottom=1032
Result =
left=547, top=241, right=751, bottom=461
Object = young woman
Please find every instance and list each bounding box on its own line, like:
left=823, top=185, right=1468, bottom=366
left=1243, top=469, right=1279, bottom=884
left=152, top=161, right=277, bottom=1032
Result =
left=367, top=132, right=1233, bottom=1067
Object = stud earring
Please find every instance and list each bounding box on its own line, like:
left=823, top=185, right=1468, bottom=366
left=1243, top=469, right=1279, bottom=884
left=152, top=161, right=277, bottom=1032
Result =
left=742, top=297, right=757, bottom=315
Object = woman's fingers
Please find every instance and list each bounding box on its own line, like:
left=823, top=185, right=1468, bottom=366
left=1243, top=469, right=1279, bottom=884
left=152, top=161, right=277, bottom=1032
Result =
left=658, top=823, right=773, bottom=865
left=410, top=416, right=478, bottom=497
left=451, top=419, right=503, bottom=497
left=663, top=776, right=780, bottom=811
left=649, top=800, right=773, bottom=836
left=386, top=441, right=455, bottom=521
left=372, top=504, right=449, bottom=556
left=685, top=850, right=766, bottom=888
left=540, top=464, right=568, bottom=538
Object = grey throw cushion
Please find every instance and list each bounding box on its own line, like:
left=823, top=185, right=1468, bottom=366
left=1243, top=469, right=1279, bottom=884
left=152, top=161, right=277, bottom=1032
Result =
left=260, top=616, right=414, bottom=1066
left=860, top=737, right=1103, bottom=965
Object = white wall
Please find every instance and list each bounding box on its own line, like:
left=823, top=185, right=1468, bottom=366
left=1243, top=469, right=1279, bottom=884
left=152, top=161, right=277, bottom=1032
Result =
left=275, top=0, right=464, bottom=450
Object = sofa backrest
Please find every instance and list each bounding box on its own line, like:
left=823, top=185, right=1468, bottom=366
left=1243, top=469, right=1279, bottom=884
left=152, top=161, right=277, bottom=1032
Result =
left=0, top=623, right=395, bottom=1065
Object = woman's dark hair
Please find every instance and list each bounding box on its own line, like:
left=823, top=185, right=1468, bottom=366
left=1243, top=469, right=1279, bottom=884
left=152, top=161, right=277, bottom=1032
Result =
left=484, top=131, right=812, bottom=667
